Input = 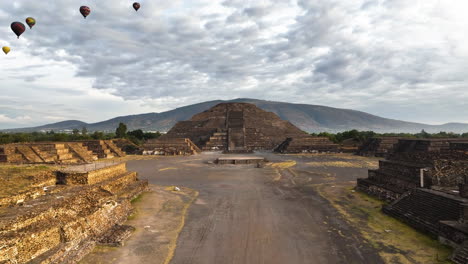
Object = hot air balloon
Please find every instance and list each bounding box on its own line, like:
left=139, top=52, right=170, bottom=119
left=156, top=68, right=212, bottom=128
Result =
left=11, top=22, right=26, bottom=39
left=25, top=17, right=36, bottom=29
left=133, top=2, right=140, bottom=11
left=80, top=6, right=91, bottom=19
left=2, top=46, right=10, bottom=55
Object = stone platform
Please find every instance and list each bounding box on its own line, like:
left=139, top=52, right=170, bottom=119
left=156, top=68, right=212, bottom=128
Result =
left=0, top=162, right=148, bottom=264
left=215, top=155, right=266, bottom=165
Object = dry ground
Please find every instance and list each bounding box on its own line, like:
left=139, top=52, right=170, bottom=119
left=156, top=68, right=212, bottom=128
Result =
left=80, top=185, right=198, bottom=264
left=10, top=152, right=451, bottom=264
left=83, top=152, right=454, bottom=264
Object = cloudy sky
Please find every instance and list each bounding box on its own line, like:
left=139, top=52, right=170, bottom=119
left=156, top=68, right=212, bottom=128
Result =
left=1, top=0, right=467, bottom=129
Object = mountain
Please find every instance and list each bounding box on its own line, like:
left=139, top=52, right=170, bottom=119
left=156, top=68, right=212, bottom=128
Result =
left=3, top=98, right=468, bottom=133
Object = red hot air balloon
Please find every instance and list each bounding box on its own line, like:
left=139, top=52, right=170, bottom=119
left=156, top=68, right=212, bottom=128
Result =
left=133, top=2, right=140, bottom=11
left=11, top=22, right=26, bottom=39
left=80, top=6, right=91, bottom=19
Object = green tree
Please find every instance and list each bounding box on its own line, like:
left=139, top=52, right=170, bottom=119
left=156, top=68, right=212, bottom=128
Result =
left=115, top=123, right=128, bottom=138
left=72, top=129, right=80, bottom=135
left=81, top=127, right=88, bottom=135
left=91, top=131, right=105, bottom=140
left=144, top=131, right=161, bottom=140
left=128, top=129, right=144, bottom=140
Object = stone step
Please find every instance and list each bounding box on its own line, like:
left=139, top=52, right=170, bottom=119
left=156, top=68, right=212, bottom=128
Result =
left=16, top=146, right=44, bottom=163
left=383, top=189, right=467, bottom=236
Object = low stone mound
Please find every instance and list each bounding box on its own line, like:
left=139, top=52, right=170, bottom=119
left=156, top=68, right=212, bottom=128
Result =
left=274, top=136, right=339, bottom=153
left=0, top=162, right=148, bottom=264
left=357, top=137, right=400, bottom=157
left=143, top=138, right=201, bottom=155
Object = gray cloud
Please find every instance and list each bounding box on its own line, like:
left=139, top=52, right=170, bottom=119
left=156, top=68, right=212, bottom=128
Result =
left=0, top=0, right=467, bottom=128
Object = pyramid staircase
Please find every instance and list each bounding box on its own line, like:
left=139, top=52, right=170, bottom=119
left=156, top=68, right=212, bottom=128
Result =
left=203, top=131, right=227, bottom=151
left=225, top=110, right=249, bottom=153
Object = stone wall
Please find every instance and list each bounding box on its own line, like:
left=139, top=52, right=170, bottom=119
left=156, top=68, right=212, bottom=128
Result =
left=143, top=138, right=200, bottom=155
left=357, top=137, right=400, bottom=157
left=274, top=136, right=339, bottom=153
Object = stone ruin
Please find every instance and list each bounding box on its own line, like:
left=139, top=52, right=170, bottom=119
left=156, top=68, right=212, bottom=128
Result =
left=357, top=138, right=468, bottom=263
left=0, top=162, right=148, bottom=264
left=81, top=140, right=126, bottom=159
left=143, top=138, right=201, bottom=155
left=274, top=137, right=339, bottom=153
left=0, top=140, right=126, bottom=164
left=112, top=138, right=143, bottom=155
left=340, top=138, right=362, bottom=153
left=143, top=103, right=338, bottom=154
left=357, top=137, right=401, bottom=157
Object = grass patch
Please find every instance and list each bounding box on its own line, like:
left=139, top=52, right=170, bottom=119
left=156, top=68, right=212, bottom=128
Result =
left=271, top=160, right=296, bottom=169
left=306, top=160, right=378, bottom=168
left=316, top=183, right=453, bottom=263
left=130, top=193, right=144, bottom=204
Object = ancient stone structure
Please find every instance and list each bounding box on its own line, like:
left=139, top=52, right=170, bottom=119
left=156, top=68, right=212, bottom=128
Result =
left=274, top=137, right=339, bottom=153
left=357, top=137, right=401, bottom=157
left=0, top=163, right=148, bottom=264
left=0, top=140, right=126, bottom=164
left=143, top=138, right=201, bottom=155
left=112, top=138, right=143, bottom=155
left=357, top=138, right=468, bottom=263
left=340, top=138, right=362, bottom=153
left=156, top=103, right=337, bottom=153
left=0, top=142, right=97, bottom=164
left=82, top=140, right=126, bottom=159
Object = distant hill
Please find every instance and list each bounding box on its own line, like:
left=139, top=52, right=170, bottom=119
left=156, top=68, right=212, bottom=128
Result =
left=3, top=98, right=468, bottom=133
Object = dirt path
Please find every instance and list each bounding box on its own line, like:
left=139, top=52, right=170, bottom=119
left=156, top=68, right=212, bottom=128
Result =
left=126, top=153, right=384, bottom=264
left=80, top=185, right=197, bottom=264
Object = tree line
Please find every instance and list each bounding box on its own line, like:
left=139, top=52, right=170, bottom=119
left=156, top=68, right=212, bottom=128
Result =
left=311, top=129, right=468, bottom=144
left=0, top=122, right=161, bottom=145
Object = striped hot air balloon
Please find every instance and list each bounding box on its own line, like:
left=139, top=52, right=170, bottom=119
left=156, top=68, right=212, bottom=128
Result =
left=80, top=6, right=91, bottom=19
left=26, top=17, right=36, bottom=29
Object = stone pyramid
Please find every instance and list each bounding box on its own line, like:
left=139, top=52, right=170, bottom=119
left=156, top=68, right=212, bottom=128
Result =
left=159, top=102, right=336, bottom=152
